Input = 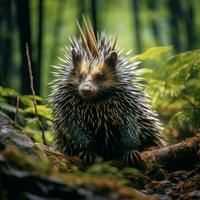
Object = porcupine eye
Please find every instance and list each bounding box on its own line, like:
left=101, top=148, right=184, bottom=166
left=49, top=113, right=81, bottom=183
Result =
left=96, top=74, right=105, bottom=84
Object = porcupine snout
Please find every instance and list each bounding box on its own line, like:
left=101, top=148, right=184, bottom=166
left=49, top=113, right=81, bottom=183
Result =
left=79, top=80, right=96, bottom=100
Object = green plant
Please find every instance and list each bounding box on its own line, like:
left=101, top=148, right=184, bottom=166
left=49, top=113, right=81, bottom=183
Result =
left=0, top=86, right=53, bottom=143
left=139, top=48, right=200, bottom=140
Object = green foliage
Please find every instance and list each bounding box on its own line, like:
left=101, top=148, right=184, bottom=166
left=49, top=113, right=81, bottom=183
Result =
left=139, top=48, right=200, bottom=139
left=0, top=87, right=53, bottom=144
left=0, top=86, right=18, bottom=97
left=24, top=105, right=52, bottom=120
left=0, top=102, right=22, bottom=114
left=20, top=95, right=43, bottom=107
left=139, top=46, right=173, bottom=60
left=86, top=161, right=125, bottom=180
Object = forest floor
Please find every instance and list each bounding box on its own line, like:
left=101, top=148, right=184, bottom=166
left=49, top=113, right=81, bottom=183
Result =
left=0, top=111, right=200, bottom=200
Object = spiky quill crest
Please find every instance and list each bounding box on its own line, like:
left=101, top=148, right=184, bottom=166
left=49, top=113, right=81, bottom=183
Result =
left=48, top=18, right=166, bottom=163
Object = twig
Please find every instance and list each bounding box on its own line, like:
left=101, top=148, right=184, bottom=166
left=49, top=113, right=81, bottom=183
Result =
left=15, top=96, right=20, bottom=122
left=25, top=43, right=47, bottom=145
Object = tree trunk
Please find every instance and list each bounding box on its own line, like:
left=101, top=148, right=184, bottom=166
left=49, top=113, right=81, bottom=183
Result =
left=147, top=0, right=161, bottom=45
left=16, top=0, right=36, bottom=94
left=50, top=0, right=66, bottom=64
left=183, top=0, right=195, bottom=50
left=168, top=0, right=182, bottom=52
left=0, top=0, right=12, bottom=87
left=77, top=0, right=86, bottom=32
left=36, top=0, right=44, bottom=95
left=91, top=0, right=97, bottom=38
left=48, top=0, right=66, bottom=85
left=131, top=0, right=142, bottom=53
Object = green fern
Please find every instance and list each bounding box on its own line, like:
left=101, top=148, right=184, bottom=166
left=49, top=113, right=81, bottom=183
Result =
left=141, top=48, right=200, bottom=138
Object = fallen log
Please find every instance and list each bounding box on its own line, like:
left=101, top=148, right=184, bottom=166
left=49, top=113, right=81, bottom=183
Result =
left=141, top=135, right=200, bottom=170
left=36, top=135, right=200, bottom=170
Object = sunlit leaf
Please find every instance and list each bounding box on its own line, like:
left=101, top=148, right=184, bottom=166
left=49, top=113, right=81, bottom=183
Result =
left=20, top=95, right=43, bottom=107
left=0, top=86, right=19, bottom=97
left=23, top=105, right=53, bottom=120
left=139, top=46, right=172, bottom=60
left=0, top=102, right=23, bottom=114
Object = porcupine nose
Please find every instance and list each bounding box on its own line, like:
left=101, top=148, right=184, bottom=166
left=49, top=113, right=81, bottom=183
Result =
left=79, top=83, right=95, bottom=100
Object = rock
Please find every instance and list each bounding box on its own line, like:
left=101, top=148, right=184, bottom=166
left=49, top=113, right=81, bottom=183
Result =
left=0, top=111, right=35, bottom=154
left=1, top=168, right=90, bottom=200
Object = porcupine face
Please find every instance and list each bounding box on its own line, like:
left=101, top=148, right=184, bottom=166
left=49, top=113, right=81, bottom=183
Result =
left=69, top=48, right=119, bottom=102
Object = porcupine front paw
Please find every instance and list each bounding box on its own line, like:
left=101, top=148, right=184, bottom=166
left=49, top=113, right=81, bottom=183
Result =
left=123, top=150, right=142, bottom=167
left=78, top=151, right=96, bottom=163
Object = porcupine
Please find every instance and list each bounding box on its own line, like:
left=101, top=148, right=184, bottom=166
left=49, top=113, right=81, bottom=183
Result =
left=48, top=19, right=166, bottom=165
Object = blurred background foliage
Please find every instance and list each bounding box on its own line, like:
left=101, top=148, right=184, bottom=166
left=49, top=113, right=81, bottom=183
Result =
left=0, top=0, right=200, bottom=143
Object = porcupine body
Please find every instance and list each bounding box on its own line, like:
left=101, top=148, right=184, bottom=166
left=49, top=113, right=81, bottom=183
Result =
left=48, top=20, right=166, bottom=164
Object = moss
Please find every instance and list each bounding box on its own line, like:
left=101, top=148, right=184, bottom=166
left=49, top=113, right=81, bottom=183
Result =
left=1, top=145, right=54, bottom=175
left=0, top=145, right=155, bottom=199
